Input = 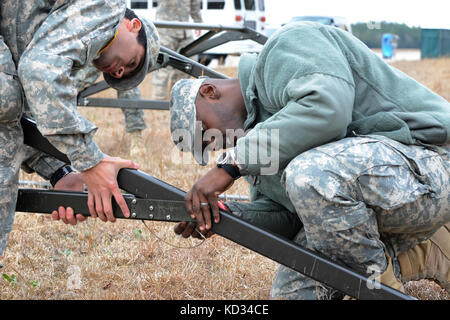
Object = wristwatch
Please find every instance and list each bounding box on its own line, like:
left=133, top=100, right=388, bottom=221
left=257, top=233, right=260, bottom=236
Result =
left=50, top=165, right=75, bottom=187
left=216, top=149, right=242, bottom=180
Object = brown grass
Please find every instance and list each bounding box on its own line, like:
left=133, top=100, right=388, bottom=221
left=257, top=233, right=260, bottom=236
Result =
left=1, top=57, right=449, bottom=300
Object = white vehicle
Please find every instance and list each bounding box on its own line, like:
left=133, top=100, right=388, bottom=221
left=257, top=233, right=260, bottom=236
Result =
left=127, top=1, right=156, bottom=20
left=127, top=0, right=266, bottom=64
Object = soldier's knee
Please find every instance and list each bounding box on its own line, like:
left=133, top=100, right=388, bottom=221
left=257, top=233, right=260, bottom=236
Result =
left=283, top=149, right=334, bottom=203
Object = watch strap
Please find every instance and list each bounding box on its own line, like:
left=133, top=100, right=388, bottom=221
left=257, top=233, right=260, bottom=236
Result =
left=218, top=163, right=241, bottom=180
left=50, top=165, right=75, bottom=187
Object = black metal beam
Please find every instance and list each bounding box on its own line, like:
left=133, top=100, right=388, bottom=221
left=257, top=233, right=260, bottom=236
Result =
left=153, top=21, right=267, bottom=45
left=16, top=189, right=193, bottom=222
left=16, top=185, right=414, bottom=300
left=77, top=81, right=110, bottom=99
left=21, top=117, right=70, bottom=164
left=181, top=31, right=265, bottom=57
left=78, top=97, right=170, bottom=110
left=179, top=30, right=220, bottom=57
left=158, top=47, right=228, bottom=79
left=153, top=21, right=249, bottom=32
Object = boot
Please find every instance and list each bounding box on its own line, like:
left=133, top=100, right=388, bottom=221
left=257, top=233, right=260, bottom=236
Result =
left=398, top=223, right=450, bottom=292
left=343, top=255, right=404, bottom=300
left=377, top=254, right=406, bottom=292
left=128, top=130, right=144, bottom=159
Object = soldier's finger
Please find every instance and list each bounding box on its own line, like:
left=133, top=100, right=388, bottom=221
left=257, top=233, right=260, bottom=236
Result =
left=87, top=192, right=97, bottom=219
left=94, top=193, right=107, bottom=222
left=112, top=188, right=129, bottom=218
left=101, top=190, right=115, bottom=223
left=208, top=196, right=220, bottom=224
left=76, top=214, right=87, bottom=222
left=174, top=221, right=188, bottom=235
left=58, top=207, right=69, bottom=225
left=51, top=209, right=60, bottom=221
left=65, top=207, right=77, bottom=226
left=192, top=192, right=205, bottom=230
left=182, top=222, right=197, bottom=238
left=184, top=191, right=195, bottom=219
left=199, top=195, right=212, bottom=230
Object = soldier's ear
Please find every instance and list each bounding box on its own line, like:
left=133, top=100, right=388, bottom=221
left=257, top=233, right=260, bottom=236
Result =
left=130, top=18, right=142, bottom=33
left=198, top=83, right=220, bottom=100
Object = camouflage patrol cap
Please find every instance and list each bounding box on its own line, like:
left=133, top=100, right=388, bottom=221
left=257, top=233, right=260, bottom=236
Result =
left=169, top=78, right=208, bottom=165
left=104, top=17, right=160, bottom=91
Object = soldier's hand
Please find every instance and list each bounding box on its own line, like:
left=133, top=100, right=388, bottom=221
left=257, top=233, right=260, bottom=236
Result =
left=185, top=167, right=234, bottom=231
left=174, top=221, right=215, bottom=239
left=80, top=155, right=139, bottom=222
left=52, top=172, right=87, bottom=225
left=52, top=206, right=87, bottom=225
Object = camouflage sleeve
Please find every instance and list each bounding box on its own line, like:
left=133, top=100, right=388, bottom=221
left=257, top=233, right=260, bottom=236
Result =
left=190, top=0, right=203, bottom=23
left=17, top=0, right=125, bottom=172
left=72, top=64, right=102, bottom=93
left=21, top=146, right=67, bottom=180
left=117, top=87, right=146, bottom=132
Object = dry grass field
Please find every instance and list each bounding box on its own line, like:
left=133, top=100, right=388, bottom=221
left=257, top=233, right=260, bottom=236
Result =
left=1, top=57, right=449, bottom=300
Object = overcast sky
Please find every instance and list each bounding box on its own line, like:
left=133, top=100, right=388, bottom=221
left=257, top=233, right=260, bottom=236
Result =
left=265, top=0, right=450, bottom=28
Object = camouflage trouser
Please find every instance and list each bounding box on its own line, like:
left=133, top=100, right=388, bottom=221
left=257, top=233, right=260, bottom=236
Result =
left=0, top=36, right=25, bottom=256
left=270, top=135, right=450, bottom=299
left=152, top=31, right=194, bottom=100
left=74, top=66, right=146, bottom=133
left=117, top=88, right=146, bottom=133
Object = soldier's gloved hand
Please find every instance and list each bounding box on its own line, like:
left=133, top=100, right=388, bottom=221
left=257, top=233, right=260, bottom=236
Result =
left=173, top=221, right=215, bottom=240
left=79, top=155, right=139, bottom=223
left=52, top=171, right=87, bottom=225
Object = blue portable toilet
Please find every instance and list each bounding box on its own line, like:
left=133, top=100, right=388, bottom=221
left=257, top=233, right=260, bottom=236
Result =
left=382, top=33, right=398, bottom=59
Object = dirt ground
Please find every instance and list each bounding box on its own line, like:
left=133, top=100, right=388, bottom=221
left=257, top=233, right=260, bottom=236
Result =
left=1, top=57, right=449, bottom=300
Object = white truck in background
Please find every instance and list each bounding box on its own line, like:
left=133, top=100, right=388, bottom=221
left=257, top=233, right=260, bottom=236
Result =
left=126, top=0, right=266, bottom=65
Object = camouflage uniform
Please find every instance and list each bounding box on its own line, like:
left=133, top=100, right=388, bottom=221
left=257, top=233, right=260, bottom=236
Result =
left=74, top=66, right=146, bottom=133
left=169, top=21, right=450, bottom=298
left=170, top=81, right=450, bottom=299
left=0, top=0, right=150, bottom=256
left=0, top=34, right=24, bottom=255
left=271, top=135, right=450, bottom=299
left=152, top=0, right=202, bottom=100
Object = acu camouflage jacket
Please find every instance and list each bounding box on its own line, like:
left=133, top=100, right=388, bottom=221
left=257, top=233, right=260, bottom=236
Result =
left=0, top=0, right=126, bottom=171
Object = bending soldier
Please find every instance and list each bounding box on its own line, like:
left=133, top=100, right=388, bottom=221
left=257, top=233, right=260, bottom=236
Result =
left=169, top=22, right=450, bottom=298
left=0, top=1, right=159, bottom=260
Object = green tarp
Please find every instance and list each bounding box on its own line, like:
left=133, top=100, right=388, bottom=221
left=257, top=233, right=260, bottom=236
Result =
left=421, top=28, right=450, bottom=58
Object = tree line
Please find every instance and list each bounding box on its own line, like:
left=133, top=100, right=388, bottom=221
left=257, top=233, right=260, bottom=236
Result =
left=351, top=22, right=421, bottom=48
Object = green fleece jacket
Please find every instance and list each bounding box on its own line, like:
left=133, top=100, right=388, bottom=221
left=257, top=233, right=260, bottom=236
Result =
left=236, top=22, right=450, bottom=212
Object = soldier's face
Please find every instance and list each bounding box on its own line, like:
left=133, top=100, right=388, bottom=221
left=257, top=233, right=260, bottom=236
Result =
left=195, top=82, right=246, bottom=150
left=93, top=18, right=145, bottom=79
